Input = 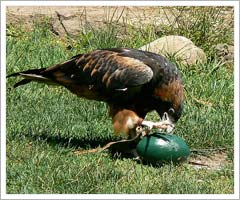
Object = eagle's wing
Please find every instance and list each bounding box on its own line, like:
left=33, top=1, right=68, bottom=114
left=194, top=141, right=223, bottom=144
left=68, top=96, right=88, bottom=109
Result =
left=41, top=48, right=154, bottom=90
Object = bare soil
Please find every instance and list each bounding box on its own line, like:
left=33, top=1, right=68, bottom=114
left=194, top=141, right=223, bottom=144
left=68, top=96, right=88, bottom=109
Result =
left=6, top=6, right=175, bottom=36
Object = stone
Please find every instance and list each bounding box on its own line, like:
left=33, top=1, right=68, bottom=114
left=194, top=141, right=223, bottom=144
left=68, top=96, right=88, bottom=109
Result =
left=139, top=35, right=207, bottom=66
left=215, top=43, right=234, bottom=63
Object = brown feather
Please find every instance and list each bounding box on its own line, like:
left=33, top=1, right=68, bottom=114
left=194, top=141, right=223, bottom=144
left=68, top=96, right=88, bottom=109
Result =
left=154, top=79, right=184, bottom=111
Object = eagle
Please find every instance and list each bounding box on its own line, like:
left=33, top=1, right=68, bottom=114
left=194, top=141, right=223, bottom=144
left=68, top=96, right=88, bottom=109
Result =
left=7, top=48, right=184, bottom=139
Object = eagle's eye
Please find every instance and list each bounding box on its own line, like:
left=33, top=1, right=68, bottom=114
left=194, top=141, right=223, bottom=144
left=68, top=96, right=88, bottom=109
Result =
left=168, top=108, right=175, bottom=115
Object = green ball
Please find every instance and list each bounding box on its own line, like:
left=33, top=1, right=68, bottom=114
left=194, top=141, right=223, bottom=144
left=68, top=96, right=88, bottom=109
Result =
left=136, top=133, right=190, bottom=163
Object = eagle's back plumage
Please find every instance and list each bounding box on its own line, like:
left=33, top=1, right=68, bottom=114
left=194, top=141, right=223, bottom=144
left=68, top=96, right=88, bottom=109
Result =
left=8, top=48, right=184, bottom=136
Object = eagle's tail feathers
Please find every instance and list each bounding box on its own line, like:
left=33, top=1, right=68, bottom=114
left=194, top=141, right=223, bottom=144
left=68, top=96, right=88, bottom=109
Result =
left=7, top=68, right=58, bottom=88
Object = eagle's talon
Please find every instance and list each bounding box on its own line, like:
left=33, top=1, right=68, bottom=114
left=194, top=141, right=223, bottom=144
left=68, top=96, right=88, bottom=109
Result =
left=153, top=120, right=175, bottom=133
left=141, top=119, right=174, bottom=134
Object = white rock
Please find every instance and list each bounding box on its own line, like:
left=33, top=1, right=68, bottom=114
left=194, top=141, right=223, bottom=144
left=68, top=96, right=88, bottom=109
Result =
left=139, top=35, right=207, bottom=66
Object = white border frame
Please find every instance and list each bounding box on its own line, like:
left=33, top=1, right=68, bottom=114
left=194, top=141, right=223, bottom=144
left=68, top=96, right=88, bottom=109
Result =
left=1, top=1, right=239, bottom=199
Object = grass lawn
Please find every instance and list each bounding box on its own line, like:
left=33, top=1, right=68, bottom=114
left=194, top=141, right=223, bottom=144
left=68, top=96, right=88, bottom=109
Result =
left=5, top=7, right=234, bottom=194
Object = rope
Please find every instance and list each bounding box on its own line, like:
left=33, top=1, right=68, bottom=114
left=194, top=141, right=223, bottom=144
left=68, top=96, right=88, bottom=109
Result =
left=74, top=127, right=143, bottom=155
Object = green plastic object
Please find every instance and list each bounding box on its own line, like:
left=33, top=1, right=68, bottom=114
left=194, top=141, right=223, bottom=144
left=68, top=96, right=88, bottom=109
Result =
left=136, top=133, right=190, bottom=163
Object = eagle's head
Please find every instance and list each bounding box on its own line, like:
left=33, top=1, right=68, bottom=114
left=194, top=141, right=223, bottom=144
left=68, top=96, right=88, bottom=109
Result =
left=154, top=79, right=184, bottom=133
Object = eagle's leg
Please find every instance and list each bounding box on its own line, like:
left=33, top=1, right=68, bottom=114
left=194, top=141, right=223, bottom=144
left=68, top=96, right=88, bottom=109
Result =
left=109, top=107, right=174, bottom=137
left=108, top=107, right=143, bottom=159
left=109, top=107, right=143, bottom=138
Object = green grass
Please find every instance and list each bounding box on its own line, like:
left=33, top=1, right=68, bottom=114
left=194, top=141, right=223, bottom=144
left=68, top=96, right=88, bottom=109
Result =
left=6, top=7, right=234, bottom=194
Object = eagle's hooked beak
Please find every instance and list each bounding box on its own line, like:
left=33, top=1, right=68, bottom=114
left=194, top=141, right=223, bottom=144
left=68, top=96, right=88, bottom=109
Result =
left=160, top=112, right=175, bottom=133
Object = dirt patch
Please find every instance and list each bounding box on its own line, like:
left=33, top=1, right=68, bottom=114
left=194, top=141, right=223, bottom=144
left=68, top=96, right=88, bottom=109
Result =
left=188, top=149, right=231, bottom=170
left=6, top=6, right=176, bottom=36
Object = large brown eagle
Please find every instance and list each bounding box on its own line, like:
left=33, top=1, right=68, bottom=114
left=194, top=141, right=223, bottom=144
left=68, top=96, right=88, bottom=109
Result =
left=7, top=48, right=184, bottom=138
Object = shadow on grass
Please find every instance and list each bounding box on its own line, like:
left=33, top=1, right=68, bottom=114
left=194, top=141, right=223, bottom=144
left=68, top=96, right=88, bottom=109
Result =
left=24, top=132, right=116, bottom=150
left=21, top=132, right=165, bottom=168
